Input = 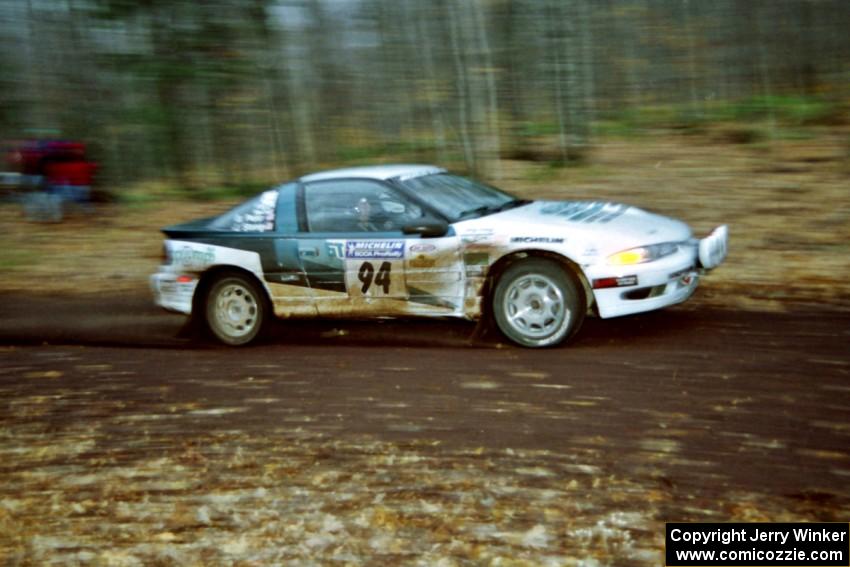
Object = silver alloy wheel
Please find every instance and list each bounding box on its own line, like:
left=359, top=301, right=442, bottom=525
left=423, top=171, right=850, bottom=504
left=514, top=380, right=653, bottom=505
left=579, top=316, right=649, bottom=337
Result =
left=502, top=273, right=569, bottom=339
left=492, top=258, right=585, bottom=347
left=211, top=282, right=259, bottom=341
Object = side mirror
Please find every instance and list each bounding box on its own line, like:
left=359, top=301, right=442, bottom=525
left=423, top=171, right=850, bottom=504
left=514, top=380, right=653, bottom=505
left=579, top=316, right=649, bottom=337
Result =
left=402, top=219, right=449, bottom=238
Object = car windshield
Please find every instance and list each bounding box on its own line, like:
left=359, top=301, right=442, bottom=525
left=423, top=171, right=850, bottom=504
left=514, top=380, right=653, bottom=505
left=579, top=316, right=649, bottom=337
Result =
left=400, top=173, right=528, bottom=221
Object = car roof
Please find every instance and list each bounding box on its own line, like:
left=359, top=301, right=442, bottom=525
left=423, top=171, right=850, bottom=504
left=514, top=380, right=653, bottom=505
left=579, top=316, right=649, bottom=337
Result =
left=299, top=164, right=446, bottom=183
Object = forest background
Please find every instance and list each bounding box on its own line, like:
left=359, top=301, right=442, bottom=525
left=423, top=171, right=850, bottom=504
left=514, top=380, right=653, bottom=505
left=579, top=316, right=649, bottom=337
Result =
left=1, top=0, right=849, bottom=306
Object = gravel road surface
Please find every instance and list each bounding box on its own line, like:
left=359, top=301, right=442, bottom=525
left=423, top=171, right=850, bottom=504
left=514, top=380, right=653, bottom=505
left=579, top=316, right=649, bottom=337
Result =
left=1, top=296, right=848, bottom=565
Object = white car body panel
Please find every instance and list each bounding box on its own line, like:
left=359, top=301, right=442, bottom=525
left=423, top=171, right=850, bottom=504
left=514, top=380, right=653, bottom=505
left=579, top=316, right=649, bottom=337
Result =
left=451, top=201, right=717, bottom=319
left=150, top=241, right=266, bottom=315
left=151, top=166, right=728, bottom=335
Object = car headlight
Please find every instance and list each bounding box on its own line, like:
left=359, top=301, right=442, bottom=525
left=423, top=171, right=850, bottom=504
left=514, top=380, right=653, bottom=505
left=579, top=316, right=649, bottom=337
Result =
left=607, top=242, right=679, bottom=265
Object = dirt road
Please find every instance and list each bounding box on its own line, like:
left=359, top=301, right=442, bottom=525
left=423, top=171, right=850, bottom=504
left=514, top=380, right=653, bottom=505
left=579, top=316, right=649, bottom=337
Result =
left=1, top=296, right=848, bottom=564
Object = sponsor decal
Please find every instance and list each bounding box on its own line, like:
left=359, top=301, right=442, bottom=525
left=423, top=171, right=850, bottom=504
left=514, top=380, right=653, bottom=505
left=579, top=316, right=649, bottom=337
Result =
left=409, top=243, right=437, bottom=253
left=460, top=228, right=494, bottom=244
left=326, top=241, right=345, bottom=259
left=510, top=236, right=565, bottom=244
left=231, top=189, right=278, bottom=232
left=266, top=272, right=305, bottom=284
left=409, top=254, right=436, bottom=269
left=464, top=252, right=489, bottom=276
left=173, top=245, right=215, bottom=267
left=540, top=202, right=629, bottom=224
left=463, top=252, right=490, bottom=266
left=669, top=267, right=697, bottom=286
left=158, top=277, right=195, bottom=298
left=581, top=246, right=600, bottom=261
left=345, top=240, right=405, bottom=259
left=461, top=228, right=509, bottom=250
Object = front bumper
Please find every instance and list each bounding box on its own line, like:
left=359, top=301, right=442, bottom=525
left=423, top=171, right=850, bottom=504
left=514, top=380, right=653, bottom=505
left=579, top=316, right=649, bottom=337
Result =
left=150, top=269, right=197, bottom=315
left=586, top=226, right=727, bottom=319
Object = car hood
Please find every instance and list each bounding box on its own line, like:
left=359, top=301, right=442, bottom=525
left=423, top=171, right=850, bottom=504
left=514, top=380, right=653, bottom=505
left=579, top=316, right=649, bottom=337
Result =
left=460, top=200, right=693, bottom=255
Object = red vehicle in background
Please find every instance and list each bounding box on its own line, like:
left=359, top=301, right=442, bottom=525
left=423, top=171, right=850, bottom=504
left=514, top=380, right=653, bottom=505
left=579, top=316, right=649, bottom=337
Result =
left=5, top=139, right=98, bottom=221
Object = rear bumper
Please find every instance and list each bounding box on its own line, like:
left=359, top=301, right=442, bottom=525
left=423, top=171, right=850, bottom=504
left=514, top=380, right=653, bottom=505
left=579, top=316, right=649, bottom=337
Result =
left=150, top=270, right=196, bottom=315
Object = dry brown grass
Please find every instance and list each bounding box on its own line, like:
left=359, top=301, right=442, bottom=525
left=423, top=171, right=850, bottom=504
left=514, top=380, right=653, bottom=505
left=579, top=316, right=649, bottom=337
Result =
left=2, top=126, right=848, bottom=312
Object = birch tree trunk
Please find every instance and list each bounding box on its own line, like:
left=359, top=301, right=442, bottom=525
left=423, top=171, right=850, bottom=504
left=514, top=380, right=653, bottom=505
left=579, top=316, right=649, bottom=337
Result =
left=412, top=0, right=449, bottom=164
left=447, top=1, right=476, bottom=174
left=471, top=0, right=502, bottom=179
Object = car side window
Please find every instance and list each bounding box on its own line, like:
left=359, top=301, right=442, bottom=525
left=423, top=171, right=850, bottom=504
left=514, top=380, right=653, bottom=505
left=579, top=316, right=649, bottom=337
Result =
left=304, top=179, right=423, bottom=233
left=208, top=189, right=278, bottom=232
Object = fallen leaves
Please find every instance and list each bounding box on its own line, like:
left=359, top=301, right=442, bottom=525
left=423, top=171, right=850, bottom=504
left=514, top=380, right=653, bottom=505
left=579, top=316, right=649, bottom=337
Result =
left=0, top=418, right=844, bottom=565
left=460, top=379, right=501, bottom=390
left=1, top=347, right=847, bottom=564
left=24, top=370, right=62, bottom=379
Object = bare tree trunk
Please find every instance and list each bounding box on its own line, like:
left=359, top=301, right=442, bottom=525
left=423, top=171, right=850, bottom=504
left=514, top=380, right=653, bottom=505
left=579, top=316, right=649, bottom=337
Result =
left=549, top=0, right=586, bottom=162
left=249, top=0, right=287, bottom=180
left=149, top=7, right=191, bottom=188
left=471, top=0, right=502, bottom=179
left=682, top=0, right=703, bottom=119
left=447, top=2, right=476, bottom=173
left=288, top=58, right=318, bottom=169
left=563, top=0, right=586, bottom=151
left=23, top=0, right=42, bottom=129
left=550, top=1, right=569, bottom=164
left=578, top=0, right=596, bottom=137
left=413, top=0, right=449, bottom=164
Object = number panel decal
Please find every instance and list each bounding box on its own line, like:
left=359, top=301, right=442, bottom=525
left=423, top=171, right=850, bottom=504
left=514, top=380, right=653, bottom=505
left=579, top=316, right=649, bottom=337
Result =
left=373, top=262, right=391, bottom=294
left=356, top=261, right=393, bottom=294
left=357, top=261, right=375, bottom=294
left=345, top=258, right=404, bottom=298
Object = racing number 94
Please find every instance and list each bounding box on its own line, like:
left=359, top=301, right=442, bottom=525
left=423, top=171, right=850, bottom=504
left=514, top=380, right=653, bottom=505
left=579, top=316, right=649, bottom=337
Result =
left=358, top=261, right=391, bottom=294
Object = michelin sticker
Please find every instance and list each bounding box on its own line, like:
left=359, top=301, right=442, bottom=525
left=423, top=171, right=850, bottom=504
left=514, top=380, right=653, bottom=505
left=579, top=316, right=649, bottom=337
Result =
left=510, top=236, right=565, bottom=244
left=346, top=240, right=405, bottom=259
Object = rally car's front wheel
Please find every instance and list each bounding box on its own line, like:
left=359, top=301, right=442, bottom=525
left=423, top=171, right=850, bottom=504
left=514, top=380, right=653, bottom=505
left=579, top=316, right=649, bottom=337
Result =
left=493, top=259, right=585, bottom=348
left=204, top=273, right=267, bottom=346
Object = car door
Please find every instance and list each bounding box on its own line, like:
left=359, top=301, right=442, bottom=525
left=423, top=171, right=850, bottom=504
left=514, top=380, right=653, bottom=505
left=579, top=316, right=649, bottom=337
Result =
left=299, top=178, right=464, bottom=317
left=264, top=182, right=317, bottom=317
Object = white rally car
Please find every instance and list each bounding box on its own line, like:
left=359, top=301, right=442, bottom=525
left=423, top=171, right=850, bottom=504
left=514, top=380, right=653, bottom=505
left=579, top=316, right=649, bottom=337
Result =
left=151, top=164, right=727, bottom=347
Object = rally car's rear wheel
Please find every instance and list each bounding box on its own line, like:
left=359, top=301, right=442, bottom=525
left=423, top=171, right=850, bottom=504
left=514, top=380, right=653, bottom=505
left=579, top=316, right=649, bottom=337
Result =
left=493, top=259, right=585, bottom=348
left=204, top=273, right=267, bottom=346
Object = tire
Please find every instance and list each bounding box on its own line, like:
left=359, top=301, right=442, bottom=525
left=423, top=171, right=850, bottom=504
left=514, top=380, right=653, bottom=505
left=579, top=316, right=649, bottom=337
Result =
left=492, top=259, right=585, bottom=348
left=204, top=273, right=267, bottom=346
